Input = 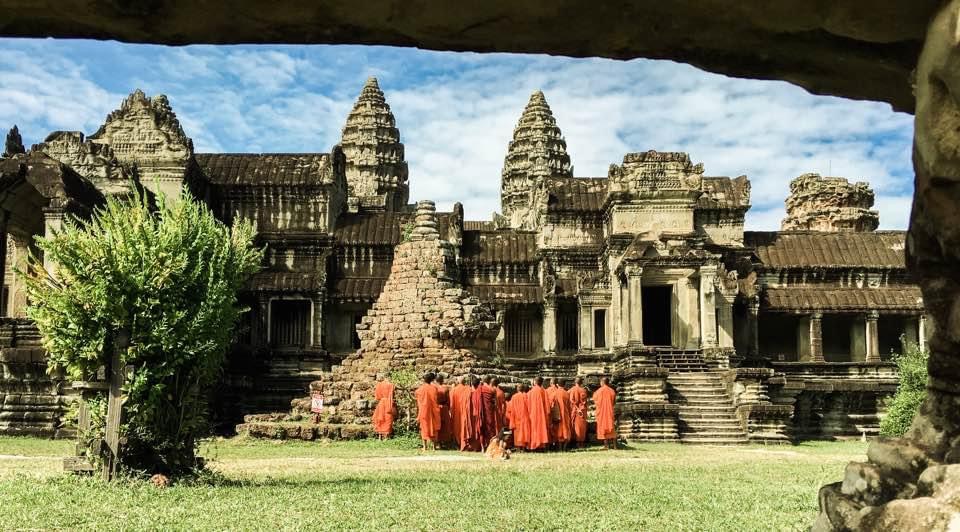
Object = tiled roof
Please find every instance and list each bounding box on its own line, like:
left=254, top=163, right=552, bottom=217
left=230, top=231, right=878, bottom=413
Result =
left=545, top=177, right=607, bottom=212
left=745, top=231, right=907, bottom=268
left=764, top=286, right=923, bottom=312
left=247, top=272, right=324, bottom=292
left=330, top=278, right=387, bottom=301
left=461, top=230, right=538, bottom=264
left=464, top=220, right=495, bottom=231
left=195, top=153, right=336, bottom=186
left=468, top=284, right=542, bottom=304
left=334, top=212, right=412, bottom=246
left=699, top=176, right=750, bottom=209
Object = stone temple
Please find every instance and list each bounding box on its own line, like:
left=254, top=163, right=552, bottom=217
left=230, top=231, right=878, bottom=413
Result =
left=0, top=79, right=922, bottom=444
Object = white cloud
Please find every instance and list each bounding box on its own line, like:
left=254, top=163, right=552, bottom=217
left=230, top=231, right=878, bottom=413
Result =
left=0, top=41, right=914, bottom=231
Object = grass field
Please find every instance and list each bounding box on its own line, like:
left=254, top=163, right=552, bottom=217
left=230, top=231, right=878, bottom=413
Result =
left=0, top=435, right=862, bottom=531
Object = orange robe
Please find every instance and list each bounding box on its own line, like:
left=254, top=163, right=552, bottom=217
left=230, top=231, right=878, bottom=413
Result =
left=434, top=382, right=453, bottom=445
left=569, top=384, right=588, bottom=443
left=371, top=381, right=397, bottom=437
left=450, top=383, right=475, bottom=451
left=506, top=391, right=530, bottom=449
left=494, top=386, right=507, bottom=434
left=415, top=384, right=440, bottom=441
left=526, top=384, right=551, bottom=450
left=593, top=384, right=617, bottom=441
left=472, top=385, right=497, bottom=450
left=551, top=385, right=573, bottom=443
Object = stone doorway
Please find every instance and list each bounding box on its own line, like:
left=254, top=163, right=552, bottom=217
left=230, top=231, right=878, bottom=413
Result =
left=642, top=285, right=672, bottom=346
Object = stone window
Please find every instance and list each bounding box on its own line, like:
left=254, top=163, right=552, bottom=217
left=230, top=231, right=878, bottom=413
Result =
left=504, top=307, right=540, bottom=355
left=594, top=309, right=607, bottom=348
left=270, top=299, right=311, bottom=348
left=557, top=300, right=579, bottom=352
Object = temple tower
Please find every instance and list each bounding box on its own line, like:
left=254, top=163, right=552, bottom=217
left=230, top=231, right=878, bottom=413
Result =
left=501, top=90, right=573, bottom=229
left=781, top=173, right=879, bottom=232
left=339, top=77, right=409, bottom=212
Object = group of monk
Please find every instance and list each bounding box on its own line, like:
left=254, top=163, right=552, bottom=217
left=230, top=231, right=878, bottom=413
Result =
left=372, top=371, right=618, bottom=452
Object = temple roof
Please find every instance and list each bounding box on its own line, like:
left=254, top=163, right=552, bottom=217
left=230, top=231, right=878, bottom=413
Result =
left=334, top=211, right=412, bottom=246
left=247, top=271, right=325, bottom=292
left=461, top=230, right=538, bottom=264
left=331, top=278, right=387, bottom=302
left=698, top=176, right=751, bottom=210
left=545, top=177, right=607, bottom=212
left=764, top=286, right=923, bottom=313
left=195, top=153, right=338, bottom=186
left=744, top=231, right=906, bottom=269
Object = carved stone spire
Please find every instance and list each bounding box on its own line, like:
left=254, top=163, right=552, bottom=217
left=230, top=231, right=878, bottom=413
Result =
left=501, top=90, right=573, bottom=228
left=339, top=77, right=409, bottom=211
left=3, top=125, right=24, bottom=158
left=781, top=173, right=879, bottom=232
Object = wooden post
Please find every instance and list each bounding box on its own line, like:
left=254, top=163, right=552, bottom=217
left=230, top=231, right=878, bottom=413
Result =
left=102, top=328, right=129, bottom=481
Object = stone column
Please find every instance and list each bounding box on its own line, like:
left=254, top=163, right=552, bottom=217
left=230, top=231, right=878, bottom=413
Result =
left=0, top=211, right=7, bottom=317
left=699, top=265, right=718, bottom=348
left=717, top=292, right=735, bottom=349
left=626, top=265, right=643, bottom=344
left=256, top=294, right=271, bottom=346
left=611, top=274, right=623, bottom=347
left=618, top=275, right=630, bottom=347
left=42, top=207, right=65, bottom=274
left=809, top=312, right=824, bottom=363
left=543, top=296, right=557, bottom=353
left=918, top=314, right=928, bottom=352
left=311, top=293, right=325, bottom=348
left=865, top=310, right=880, bottom=362
left=747, top=296, right=760, bottom=357
left=579, top=302, right=592, bottom=350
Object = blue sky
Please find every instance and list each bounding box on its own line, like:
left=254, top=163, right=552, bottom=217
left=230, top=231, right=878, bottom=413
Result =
left=0, top=38, right=914, bottom=229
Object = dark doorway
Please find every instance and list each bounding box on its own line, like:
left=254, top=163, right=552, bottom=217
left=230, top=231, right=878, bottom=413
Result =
left=594, top=309, right=607, bottom=348
left=557, top=299, right=579, bottom=352
left=822, top=315, right=854, bottom=362
left=642, top=285, right=672, bottom=346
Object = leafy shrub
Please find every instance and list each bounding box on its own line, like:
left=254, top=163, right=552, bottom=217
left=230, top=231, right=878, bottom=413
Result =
left=388, top=369, right=420, bottom=436
left=879, top=343, right=929, bottom=437
left=23, top=190, right=262, bottom=476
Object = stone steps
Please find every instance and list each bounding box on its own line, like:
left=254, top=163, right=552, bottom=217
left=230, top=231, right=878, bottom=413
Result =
left=666, top=371, right=748, bottom=445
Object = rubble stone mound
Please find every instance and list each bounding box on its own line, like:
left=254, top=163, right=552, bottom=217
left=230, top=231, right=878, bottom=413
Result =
left=781, top=173, right=879, bottom=232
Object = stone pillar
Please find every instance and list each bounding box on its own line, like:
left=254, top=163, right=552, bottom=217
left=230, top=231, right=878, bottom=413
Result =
left=579, top=302, right=592, bottom=350
left=42, top=208, right=65, bottom=274
left=918, top=314, right=928, bottom=352
left=626, top=265, right=643, bottom=344
left=809, top=312, right=824, bottom=363
left=699, top=265, right=718, bottom=348
left=256, top=294, right=271, bottom=346
left=717, top=294, right=735, bottom=349
left=618, top=275, right=630, bottom=347
left=0, top=211, right=7, bottom=317
left=311, top=293, right=324, bottom=348
left=865, top=310, right=880, bottom=362
left=543, top=296, right=557, bottom=353
left=747, top=296, right=760, bottom=357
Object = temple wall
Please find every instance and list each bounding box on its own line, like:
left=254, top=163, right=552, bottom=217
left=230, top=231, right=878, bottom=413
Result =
left=609, top=204, right=694, bottom=235
left=218, top=188, right=337, bottom=233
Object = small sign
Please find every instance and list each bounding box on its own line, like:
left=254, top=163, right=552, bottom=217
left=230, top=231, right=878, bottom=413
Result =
left=310, top=392, right=324, bottom=414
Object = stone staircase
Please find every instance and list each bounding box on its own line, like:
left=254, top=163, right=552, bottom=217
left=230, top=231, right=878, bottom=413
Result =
left=667, top=372, right=749, bottom=444
left=657, top=350, right=710, bottom=372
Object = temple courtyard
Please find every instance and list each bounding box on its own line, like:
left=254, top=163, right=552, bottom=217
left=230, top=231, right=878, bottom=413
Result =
left=0, top=436, right=863, bottom=530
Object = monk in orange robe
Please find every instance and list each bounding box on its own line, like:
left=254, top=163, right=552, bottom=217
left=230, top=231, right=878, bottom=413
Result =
left=491, top=377, right=507, bottom=434
left=371, top=373, right=397, bottom=440
left=450, top=376, right=475, bottom=451
left=415, top=372, right=441, bottom=451
left=548, top=378, right=573, bottom=451
left=526, top=376, right=551, bottom=451
left=433, top=374, right=453, bottom=448
left=568, top=376, right=589, bottom=447
left=506, top=383, right=530, bottom=449
left=593, top=377, right=617, bottom=449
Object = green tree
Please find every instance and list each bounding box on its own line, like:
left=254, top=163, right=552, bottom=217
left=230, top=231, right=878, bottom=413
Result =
left=879, top=342, right=929, bottom=437
left=23, top=190, right=262, bottom=476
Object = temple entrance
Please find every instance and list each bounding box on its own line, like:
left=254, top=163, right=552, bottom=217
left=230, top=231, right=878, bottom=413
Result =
left=642, top=285, right=672, bottom=346
left=556, top=299, right=579, bottom=352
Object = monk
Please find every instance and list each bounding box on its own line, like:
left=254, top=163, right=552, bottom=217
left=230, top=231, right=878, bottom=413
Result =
left=450, top=376, right=475, bottom=451
left=526, top=376, right=551, bottom=451
left=568, top=377, right=589, bottom=448
left=415, top=372, right=441, bottom=451
left=471, top=376, right=497, bottom=450
left=593, top=377, right=617, bottom=450
left=371, top=373, right=397, bottom=440
left=549, top=378, right=573, bottom=451
left=491, top=377, right=507, bottom=434
left=433, top=374, right=453, bottom=448
left=506, top=383, right=530, bottom=450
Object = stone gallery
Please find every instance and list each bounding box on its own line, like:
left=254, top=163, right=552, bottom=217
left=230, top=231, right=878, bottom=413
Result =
left=0, top=79, right=921, bottom=444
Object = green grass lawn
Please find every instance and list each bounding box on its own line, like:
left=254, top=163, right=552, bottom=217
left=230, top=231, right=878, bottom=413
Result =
left=0, top=435, right=863, bottom=531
